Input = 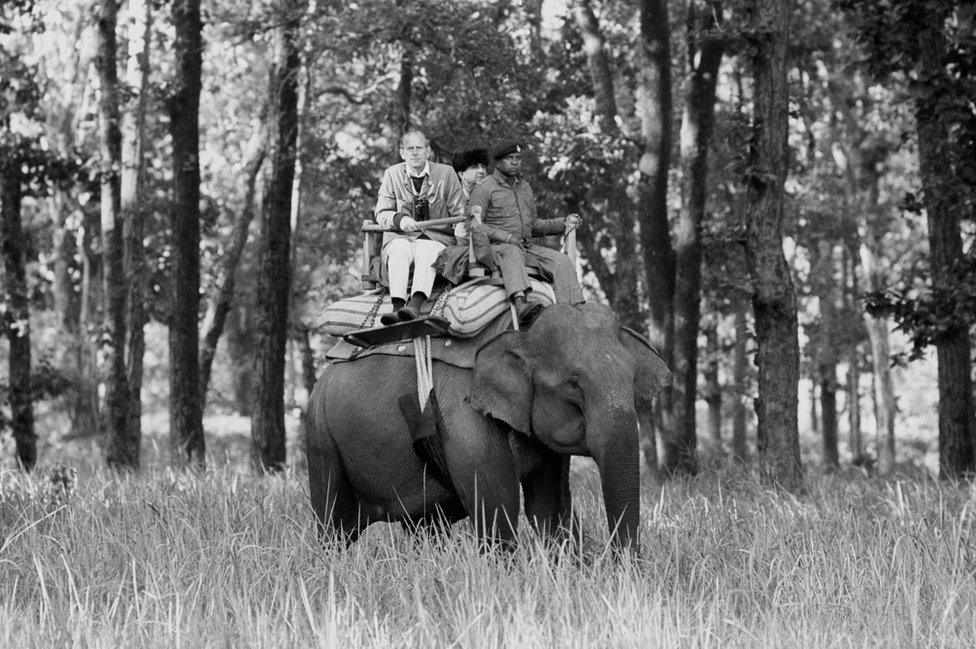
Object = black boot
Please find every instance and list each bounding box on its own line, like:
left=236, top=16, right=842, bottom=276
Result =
left=380, top=297, right=406, bottom=326
left=513, top=296, right=543, bottom=327
left=397, top=292, right=427, bottom=321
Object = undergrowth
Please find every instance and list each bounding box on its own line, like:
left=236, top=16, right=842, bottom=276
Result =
left=1, top=462, right=974, bottom=648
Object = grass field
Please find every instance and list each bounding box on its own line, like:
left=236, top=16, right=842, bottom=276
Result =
left=2, top=459, right=975, bottom=648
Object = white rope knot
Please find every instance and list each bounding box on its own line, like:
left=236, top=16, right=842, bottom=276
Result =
left=413, top=335, right=434, bottom=411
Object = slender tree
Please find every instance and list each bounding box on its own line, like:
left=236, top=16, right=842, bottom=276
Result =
left=741, top=0, right=802, bottom=490
left=168, top=0, right=205, bottom=465
left=637, top=0, right=677, bottom=471
left=670, top=0, right=725, bottom=473
left=200, top=124, right=267, bottom=404
left=0, top=160, right=36, bottom=470
left=251, top=2, right=302, bottom=472
left=95, top=0, right=135, bottom=468
left=121, top=0, right=152, bottom=458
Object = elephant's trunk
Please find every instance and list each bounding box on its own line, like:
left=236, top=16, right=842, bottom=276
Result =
left=590, top=409, right=641, bottom=551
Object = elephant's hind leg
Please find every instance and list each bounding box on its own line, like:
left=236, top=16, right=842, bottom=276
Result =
left=307, top=434, right=363, bottom=546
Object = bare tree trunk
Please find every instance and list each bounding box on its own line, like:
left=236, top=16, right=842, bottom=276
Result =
left=670, top=0, right=724, bottom=473
left=819, top=362, right=839, bottom=471
left=168, top=0, right=205, bottom=466
left=96, top=0, right=135, bottom=469
left=76, top=211, right=102, bottom=438
left=121, top=0, right=151, bottom=456
left=572, top=0, right=642, bottom=329
left=227, top=306, right=255, bottom=416
left=637, top=0, right=677, bottom=473
left=731, top=296, right=749, bottom=462
left=860, top=234, right=896, bottom=472
left=396, top=46, right=413, bottom=141
left=199, top=127, right=266, bottom=405
left=251, top=5, right=301, bottom=472
left=703, top=319, right=721, bottom=443
left=846, top=345, right=862, bottom=462
left=742, top=0, right=801, bottom=491
left=1, top=171, right=36, bottom=470
left=809, top=376, right=819, bottom=436
left=916, top=12, right=976, bottom=479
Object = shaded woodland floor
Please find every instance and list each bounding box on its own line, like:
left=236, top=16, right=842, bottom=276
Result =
left=1, top=458, right=974, bottom=648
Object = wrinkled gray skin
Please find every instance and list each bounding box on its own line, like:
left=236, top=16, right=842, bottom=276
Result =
left=306, top=303, right=671, bottom=550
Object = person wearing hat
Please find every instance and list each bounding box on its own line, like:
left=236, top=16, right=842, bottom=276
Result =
left=465, top=139, right=583, bottom=314
left=373, top=129, right=466, bottom=325
left=452, top=148, right=489, bottom=197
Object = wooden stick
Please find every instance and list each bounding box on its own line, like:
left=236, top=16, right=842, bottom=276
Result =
left=362, top=216, right=465, bottom=233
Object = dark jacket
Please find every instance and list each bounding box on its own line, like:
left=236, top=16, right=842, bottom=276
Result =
left=467, top=170, right=565, bottom=245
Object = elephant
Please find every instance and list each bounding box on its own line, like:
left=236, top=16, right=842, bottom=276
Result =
left=305, top=302, right=671, bottom=550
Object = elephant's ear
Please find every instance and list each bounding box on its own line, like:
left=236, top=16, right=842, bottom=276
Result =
left=618, top=326, right=673, bottom=408
left=470, top=331, right=533, bottom=435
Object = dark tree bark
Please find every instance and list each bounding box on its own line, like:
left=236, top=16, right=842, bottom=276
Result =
left=703, top=320, right=721, bottom=443
left=637, top=0, right=676, bottom=474
left=168, top=0, right=205, bottom=466
left=396, top=46, right=413, bottom=141
left=819, top=362, right=839, bottom=471
left=915, top=11, right=976, bottom=479
left=1, top=171, right=36, bottom=470
left=228, top=305, right=255, bottom=416
left=670, top=0, right=724, bottom=473
left=251, top=7, right=301, bottom=472
left=96, top=0, right=135, bottom=469
left=742, top=0, right=802, bottom=490
left=122, top=0, right=152, bottom=457
left=846, top=345, right=862, bottom=462
left=200, top=127, right=266, bottom=405
left=731, top=296, right=749, bottom=462
left=638, top=0, right=674, bottom=354
left=572, top=0, right=642, bottom=329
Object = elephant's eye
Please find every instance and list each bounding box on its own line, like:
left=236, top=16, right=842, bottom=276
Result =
left=564, top=376, right=583, bottom=400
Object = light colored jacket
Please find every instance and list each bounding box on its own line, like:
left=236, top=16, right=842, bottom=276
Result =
left=374, top=161, right=465, bottom=249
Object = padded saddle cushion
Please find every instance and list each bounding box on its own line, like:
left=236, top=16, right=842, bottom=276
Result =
left=313, top=278, right=556, bottom=339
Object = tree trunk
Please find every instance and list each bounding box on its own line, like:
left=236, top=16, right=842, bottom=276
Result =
left=914, top=13, right=975, bottom=479
left=121, top=0, right=152, bottom=458
left=168, top=0, right=205, bottom=466
left=637, top=0, right=676, bottom=473
left=572, top=0, right=642, bottom=329
left=809, top=376, right=819, bottom=435
left=819, top=362, right=839, bottom=471
left=76, top=210, right=102, bottom=438
left=396, top=46, right=413, bottom=141
left=670, top=0, right=724, bottom=473
left=96, top=0, right=135, bottom=469
left=703, top=319, right=721, bottom=443
left=860, top=235, right=896, bottom=472
left=742, top=0, right=801, bottom=491
left=1, top=172, right=36, bottom=470
left=228, top=305, right=255, bottom=416
left=731, top=296, right=749, bottom=462
left=251, top=6, right=301, bottom=472
left=846, top=345, right=862, bottom=463
left=199, top=126, right=266, bottom=406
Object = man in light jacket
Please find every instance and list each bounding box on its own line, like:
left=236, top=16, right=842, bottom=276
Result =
left=374, top=130, right=465, bottom=325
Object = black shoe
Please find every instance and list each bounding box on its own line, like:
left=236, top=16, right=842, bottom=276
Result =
left=379, top=311, right=400, bottom=326
left=515, top=301, right=544, bottom=327
left=397, top=306, right=419, bottom=322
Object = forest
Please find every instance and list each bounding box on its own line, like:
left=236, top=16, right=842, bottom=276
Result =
left=3, top=0, right=976, bottom=646
left=3, top=0, right=974, bottom=482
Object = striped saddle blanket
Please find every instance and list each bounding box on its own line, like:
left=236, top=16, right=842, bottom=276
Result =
left=313, top=279, right=556, bottom=338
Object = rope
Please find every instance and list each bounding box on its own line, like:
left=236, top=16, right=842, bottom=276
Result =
left=361, top=292, right=387, bottom=328
left=413, top=335, right=434, bottom=412
left=429, top=276, right=487, bottom=319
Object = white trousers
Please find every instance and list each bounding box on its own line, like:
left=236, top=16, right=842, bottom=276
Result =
left=383, top=237, right=446, bottom=300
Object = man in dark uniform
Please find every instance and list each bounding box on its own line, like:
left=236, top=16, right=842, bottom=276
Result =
left=467, top=139, right=584, bottom=317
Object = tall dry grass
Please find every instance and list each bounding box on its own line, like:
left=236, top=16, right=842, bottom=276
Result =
left=1, top=462, right=974, bottom=648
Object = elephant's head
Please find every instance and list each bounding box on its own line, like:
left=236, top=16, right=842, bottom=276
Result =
left=470, top=303, right=671, bottom=549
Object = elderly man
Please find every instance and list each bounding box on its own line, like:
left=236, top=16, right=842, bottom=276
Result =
left=374, top=130, right=465, bottom=325
left=467, top=139, right=583, bottom=317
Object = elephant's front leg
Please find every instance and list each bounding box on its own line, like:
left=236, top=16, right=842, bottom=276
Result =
left=521, top=453, right=582, bottom=548
left=437, top=368, right=521, bottom=550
